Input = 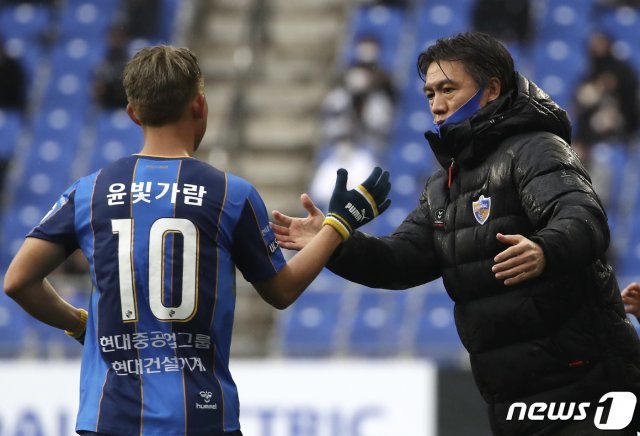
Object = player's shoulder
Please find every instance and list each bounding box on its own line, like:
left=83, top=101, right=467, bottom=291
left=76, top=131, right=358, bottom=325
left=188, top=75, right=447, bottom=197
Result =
left=225, top=171, right=261, bottom=198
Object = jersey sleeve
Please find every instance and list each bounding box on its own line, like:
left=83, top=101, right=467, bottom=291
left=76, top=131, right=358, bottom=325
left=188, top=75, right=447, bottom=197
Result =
left=231, top=185, right=286, bottom=283
left=28, top=181, right=80, bottom=255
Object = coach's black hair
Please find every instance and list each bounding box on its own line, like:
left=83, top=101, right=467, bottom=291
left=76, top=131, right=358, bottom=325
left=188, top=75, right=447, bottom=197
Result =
left=417, top=32, right=515, bottom=95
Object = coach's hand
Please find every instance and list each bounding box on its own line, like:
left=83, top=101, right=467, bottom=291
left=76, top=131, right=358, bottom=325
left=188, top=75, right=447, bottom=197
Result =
left=65, top=308, right=88, bottom=345
left=323, top=167, right=391, bottom=240
left=493, top=233, right=546, bottom=286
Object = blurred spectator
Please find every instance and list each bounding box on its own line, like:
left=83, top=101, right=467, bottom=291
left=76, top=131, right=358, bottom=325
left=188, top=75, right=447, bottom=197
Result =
left=118, top=0, right=160, bottom=40
left=572, top=32, right=639, bottom=160
left=471, top=0, right=533, bottom=46
left=322, top=36, right=396, bottom=154
left=92, top=28, right=130, bottom=109
left=0, top=41, right=26, bottom=111
left=309, top=137, right=379, bottom=211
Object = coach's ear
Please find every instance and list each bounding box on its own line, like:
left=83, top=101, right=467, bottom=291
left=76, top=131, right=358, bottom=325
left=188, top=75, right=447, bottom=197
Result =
left=126, top=103, right=142, bottom=126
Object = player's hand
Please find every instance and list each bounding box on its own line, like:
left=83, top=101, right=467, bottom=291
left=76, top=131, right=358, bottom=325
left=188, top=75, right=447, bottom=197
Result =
left=621, top=282, right=640, bottom=318
left=65, top=308, right=88, bottom=345
left=271, top=193, right=324, bottom=251
left=493, top=233, right=546, bottom=286
left=323, top=167, right=391, bottom=240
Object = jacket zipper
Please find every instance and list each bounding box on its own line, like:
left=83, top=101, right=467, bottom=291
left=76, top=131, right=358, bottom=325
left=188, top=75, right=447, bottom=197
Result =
left=448, top=158, right=456, bottom=188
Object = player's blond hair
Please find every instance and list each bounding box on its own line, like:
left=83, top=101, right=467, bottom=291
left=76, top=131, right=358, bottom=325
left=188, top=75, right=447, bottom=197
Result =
left=123, top=45, right=203, bottom=126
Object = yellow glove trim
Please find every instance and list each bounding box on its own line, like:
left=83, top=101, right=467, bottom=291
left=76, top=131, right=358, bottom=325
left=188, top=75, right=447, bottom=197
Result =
left=65, top=308, right=88, bottom=339
left=356, top=185, right=378, bottom=217
left=323, top=215, right=351, bottom=241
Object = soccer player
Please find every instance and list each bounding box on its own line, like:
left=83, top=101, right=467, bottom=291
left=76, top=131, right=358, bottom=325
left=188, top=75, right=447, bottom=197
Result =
left=3, top=45, right=391, bottom=436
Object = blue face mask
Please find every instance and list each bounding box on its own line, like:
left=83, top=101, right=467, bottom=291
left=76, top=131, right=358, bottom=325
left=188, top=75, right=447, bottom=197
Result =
left=430, top=88, right=484, bottom=138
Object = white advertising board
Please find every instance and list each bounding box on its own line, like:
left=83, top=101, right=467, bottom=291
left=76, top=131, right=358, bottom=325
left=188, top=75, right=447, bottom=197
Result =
left=0, top=359, right=436, bottom=436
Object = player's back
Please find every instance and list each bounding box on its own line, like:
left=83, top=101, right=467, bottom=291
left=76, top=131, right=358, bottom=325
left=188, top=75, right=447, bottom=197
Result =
left=59, top=155, right=284, bottom=435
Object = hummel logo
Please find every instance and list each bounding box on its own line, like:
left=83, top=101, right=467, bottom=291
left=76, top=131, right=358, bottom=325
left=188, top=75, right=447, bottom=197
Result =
left=345, top=202, right=368, bottom=222
left=200, top=391, right=213, bottom=403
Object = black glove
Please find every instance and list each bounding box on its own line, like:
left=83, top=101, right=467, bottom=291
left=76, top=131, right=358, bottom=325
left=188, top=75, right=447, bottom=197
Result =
left=65, top=308, right=87, bottom=345
left=323, top=167, right=391, bottom=240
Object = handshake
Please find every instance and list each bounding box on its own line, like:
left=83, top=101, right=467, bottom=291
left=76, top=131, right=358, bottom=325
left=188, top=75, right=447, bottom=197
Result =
left=323, top=167, right=391, bottom=240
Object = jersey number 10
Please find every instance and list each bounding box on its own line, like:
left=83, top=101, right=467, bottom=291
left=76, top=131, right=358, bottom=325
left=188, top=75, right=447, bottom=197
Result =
left=112, top=218, right=199, bottom=323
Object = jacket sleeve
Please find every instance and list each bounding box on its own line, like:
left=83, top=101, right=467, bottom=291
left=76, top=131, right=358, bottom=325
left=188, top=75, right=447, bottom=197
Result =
left=513, top=133, right=610, bottom=273
left=326, top=201, right=442, bottom=289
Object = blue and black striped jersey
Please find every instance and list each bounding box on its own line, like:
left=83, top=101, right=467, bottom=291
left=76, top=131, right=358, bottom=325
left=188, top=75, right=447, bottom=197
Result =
left=29, top=155, right=286, bottom=435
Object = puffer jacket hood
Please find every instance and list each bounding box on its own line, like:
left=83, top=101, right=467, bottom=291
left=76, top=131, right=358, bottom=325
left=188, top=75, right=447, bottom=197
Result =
left=425, top=72, right=572, bottom=169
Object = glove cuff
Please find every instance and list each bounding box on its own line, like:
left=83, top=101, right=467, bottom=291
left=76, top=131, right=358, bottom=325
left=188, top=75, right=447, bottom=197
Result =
left=323, top=214, right=352, bottom=241
left=65, top=308, right=88, bottom=340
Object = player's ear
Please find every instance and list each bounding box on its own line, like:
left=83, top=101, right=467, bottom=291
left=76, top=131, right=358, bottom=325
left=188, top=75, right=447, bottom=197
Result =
left=126, top=104, right=142, bottom=126
left=191, top=93, right=206, bottom=119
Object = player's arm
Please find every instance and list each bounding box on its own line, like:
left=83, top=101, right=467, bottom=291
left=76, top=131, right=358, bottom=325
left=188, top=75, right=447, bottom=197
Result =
left=3, top=237, right=86, bottom=337
left=253, top=225, right=343, bottom=309
left=255, top=167, right=391, bottom=309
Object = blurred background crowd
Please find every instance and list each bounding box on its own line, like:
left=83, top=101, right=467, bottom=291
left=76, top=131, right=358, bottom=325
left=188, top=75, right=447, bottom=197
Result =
left=0, top=0, right=639, bottom=374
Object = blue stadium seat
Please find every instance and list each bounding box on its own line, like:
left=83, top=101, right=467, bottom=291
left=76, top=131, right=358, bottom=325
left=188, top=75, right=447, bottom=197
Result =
left=59, top=0, right=119, bottom=39
left=87, top=110, right=142, bottom=172
left=0, top=211, right=40, bottom=271
left=0, top=295, right=30, bottom=358
left=537, top=1, right=592, bottom=46
left=279, top=289, right=344, bottom=356
left=278, top=271, right=352, bottom=356
left=414, top=287, right=463, bottom=364
left=414, top=1, right=470, bottom=48
left=598, top=6, right=640, bottom=72
left=348, top=288, right=408, bottom=356
left=343, top=4, right=407, bottom=71
left=158, top=0, right=180, bottom=42
left=0, top=109, right=23, bottom=160
left=532, top=39, right=585, bottom=109
left=50, top=36, right=106, bottom=77
left=0, top=3, right=52, bottom=39
left=40, top=71, right=92, bottom=113
left=3, top=36, right=43, bottom=89
left=589, top=142, right=628, bottom=234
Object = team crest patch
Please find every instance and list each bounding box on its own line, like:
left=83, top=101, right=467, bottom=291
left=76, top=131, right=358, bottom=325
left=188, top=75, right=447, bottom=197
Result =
left=472, top=195, right=491, bottom=225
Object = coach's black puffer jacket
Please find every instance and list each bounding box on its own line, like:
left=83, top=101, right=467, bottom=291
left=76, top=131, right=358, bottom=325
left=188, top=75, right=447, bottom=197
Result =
left=328, top=73, right=640, bottom=435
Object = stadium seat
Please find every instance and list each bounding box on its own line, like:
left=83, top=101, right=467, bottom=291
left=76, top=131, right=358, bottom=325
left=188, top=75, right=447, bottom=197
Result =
left=0, top=295, right=31, bottom=358
left=413, top=287, right=464, bottom=364
left=279, top=289, right=344, bottom=356
left=414, top=0, right=470, bottom=48
left=537, top=1, right=592, bottom=46
left=0, top=110, right=23, bottom=160
left=40, top=71, right=92, bottom=113
left=598, top=6, right=640, bottom=71
left=50, top=36, right=106, bottom=77
left=59, top=0, right=118, bottom=39
left=588, top=142, right=628, bottom=234
left=532, top=39, right=585, bottom=109
left=0, top=3, right=52, bottom=40
left=347, top=288, right=408, bottom=356
left=343, top=4, right=407, bottom=71
left=3, top=36, right=43, bottom=90
left=86, top=110, right=142, bottom=172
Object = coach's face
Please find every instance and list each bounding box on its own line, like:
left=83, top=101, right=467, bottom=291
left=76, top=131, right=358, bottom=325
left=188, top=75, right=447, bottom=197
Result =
left=424, top=60, right=500, bottom=126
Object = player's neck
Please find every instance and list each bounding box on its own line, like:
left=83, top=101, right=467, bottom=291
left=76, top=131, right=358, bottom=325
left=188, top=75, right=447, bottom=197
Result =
left=137, top=124, right=196, bottom=158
